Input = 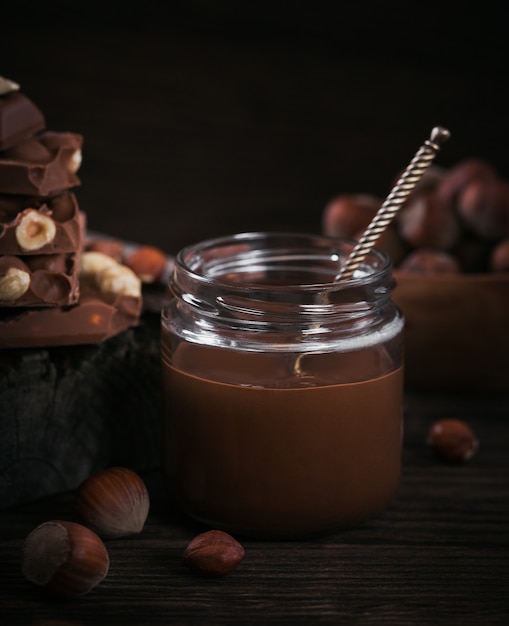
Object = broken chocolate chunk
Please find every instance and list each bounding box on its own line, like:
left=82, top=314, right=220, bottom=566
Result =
left=0, top=131, right=82, bottom=195
left=0, top=281, right=142, bottom=349
left=0, top=91, right=45, bottom=151
left=0, top=191, right=84, bottom=255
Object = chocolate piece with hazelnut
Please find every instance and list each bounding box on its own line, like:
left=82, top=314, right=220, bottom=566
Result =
left=0, top=131, right=83, bottom=196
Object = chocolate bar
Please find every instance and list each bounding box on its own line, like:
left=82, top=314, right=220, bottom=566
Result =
left=0, top=282, right=142, bottom=349
left=0, top=131, right=82, bottom=195
left=0, top=90, right=46, bottom=151
left=0, top=191, right=84, bottom=254
left=0, top=253, right=80, bottom=308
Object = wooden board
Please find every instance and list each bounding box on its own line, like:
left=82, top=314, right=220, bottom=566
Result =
left=0, top=305, right=163, bottom=509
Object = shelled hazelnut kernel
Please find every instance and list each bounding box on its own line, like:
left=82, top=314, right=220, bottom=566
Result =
left=15, top=209, right=56, bottom=251
left=183, top=530, right=245, bottom=577
left=96, top=263, right=141, bottom=297
left=124, top=245, right=167, bottom=283
left=80, top=251, right=119, bottom=277
left=427, top=418, right=479, bottom=463
left=21, top=520, right=109, bottom=598
left=75, top=467, right=150, bottom=539
left=0, top=259, right=30, bottom=300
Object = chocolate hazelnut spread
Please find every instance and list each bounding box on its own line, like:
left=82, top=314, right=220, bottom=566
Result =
left=162, top=341, right=403, bottom=538
left=161, top=233, right=405, bottom=538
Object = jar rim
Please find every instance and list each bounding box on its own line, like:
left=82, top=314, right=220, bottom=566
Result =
left=174, top=231, right=393, bottom=291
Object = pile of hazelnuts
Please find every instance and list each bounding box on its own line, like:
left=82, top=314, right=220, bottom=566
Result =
left=322, top=158, right=509, bottom=274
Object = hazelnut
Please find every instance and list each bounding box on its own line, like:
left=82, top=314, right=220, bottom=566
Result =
left=457, top=178, right=509, bottom=240
left=490, top=238, right=509, bottom=272
left=0, top=265, right=30, bottom=300
left=398, top=249, right=461, bottom=274
left=427, top=418, right=479, bottom=463
left=435, top=158, right=498, bottom=206
left=21, top=520, right=109, bottom=598
left=85, top=238, right=125, bottom=263
left=75, top=467, right=150, bottom=539
left=69, top=148, right=83, bottom=173
left=15, top=209, right=56, bottom=251
left=396, top=190, right=460, bottom=250
left=354, top=223, right=408, bottom=267
left=80, top=251, right=119, bottom=277
left=124, top=245, right=168, bottom=283
left=322, top=194, right=380, bottom=239
left=81, top=252, right=142, bottom=297
left=96, top=264, right=141, bottom=297
left=183, top=529, right=245, bottom=577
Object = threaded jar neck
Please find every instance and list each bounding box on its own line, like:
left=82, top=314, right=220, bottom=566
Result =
left=170, top=232, right=395, bottom=322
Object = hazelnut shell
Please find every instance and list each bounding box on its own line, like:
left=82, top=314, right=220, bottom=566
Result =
left=75, top=466, right=150, bottom=538
left=427, top=418, right=479, bottom=463
left=183, top=530, right=245, bottom=577
left=21, top=520, right=110, bottom=598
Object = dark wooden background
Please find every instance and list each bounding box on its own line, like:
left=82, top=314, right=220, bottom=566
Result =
left=2, top=1, right=509, bottom=255
left=1, top=3, right=509, bottom=624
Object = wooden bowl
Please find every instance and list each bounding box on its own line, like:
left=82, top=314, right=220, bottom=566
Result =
left=393, top=271, right=509, bottom=392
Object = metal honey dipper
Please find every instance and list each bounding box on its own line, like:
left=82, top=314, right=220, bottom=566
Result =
left=336, top=126, right=451, bottom=282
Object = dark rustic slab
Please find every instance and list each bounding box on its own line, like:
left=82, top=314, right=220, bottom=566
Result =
left=0, top=306, right=163, bottom=509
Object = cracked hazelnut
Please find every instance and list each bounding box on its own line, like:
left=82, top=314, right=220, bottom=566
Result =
left=21, top=520, right=109, bottom=598
left=427, top=418, right=479, bottom=463
left=15, top=209, right=56, bottom=251
left=183, top=530, right=245, bottom=577
left=0, top=264, right=30, bottom=300
left=124, top=245, right=167, bottom=283
left=75, top=467, right=150, bottom=539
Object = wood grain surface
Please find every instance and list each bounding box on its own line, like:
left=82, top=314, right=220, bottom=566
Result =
left=1, top=391, right=508, bottom=625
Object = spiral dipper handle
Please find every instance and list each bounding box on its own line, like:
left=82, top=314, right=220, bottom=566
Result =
left=335, top=126, right=451, bottom=282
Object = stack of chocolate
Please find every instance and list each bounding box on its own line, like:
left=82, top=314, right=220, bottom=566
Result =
left=0, top=77, right=142, bottom=348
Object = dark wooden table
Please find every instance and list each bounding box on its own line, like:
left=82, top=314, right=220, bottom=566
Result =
left=1, top=390, right=508, bottom=625
left=1, top=6, right=509, bottom=624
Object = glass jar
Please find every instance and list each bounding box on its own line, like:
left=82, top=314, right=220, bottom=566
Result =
left=161, top=232, right=404, bottom=538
